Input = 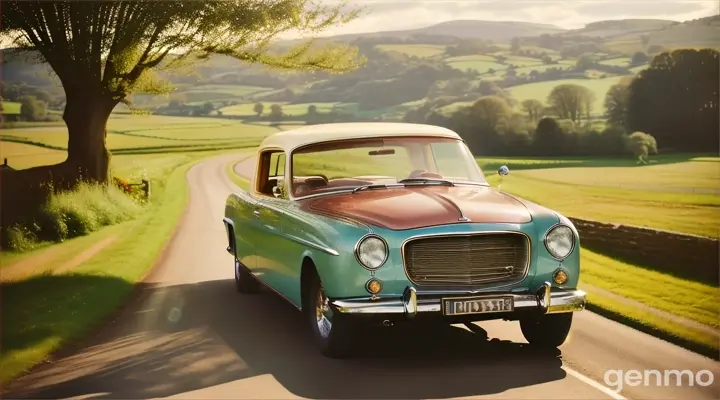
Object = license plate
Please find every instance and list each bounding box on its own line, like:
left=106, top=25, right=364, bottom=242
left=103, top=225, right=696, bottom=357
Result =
left=443, top=296, right=514, bottom=316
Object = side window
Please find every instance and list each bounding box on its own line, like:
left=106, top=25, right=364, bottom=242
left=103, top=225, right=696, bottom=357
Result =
left=257, top=150, right=287, bottom=198
left=269, top=152, right=285, bottom=178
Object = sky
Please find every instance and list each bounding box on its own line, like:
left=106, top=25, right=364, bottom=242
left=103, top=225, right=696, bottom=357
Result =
left=314, top=0, right=720, bottom=36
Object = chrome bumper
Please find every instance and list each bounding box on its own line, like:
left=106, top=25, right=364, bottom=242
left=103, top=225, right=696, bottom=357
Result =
left=330, top=282, right=586, bottom=318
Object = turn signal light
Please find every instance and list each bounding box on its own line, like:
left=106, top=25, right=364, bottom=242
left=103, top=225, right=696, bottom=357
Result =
left=553, top=269, right=569, bottom=285
left=366, top=279, right=382, bottom=294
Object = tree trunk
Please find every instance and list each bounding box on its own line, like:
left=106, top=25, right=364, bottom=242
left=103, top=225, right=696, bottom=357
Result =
left=62, top=93, right=114, bottom=184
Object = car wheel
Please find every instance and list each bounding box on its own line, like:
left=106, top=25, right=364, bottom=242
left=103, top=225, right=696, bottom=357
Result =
left=307, top=273, right=355, bottom=358
left=520, top=313, right=573, bottom=348
left=234, top=258, right=259, bottom=294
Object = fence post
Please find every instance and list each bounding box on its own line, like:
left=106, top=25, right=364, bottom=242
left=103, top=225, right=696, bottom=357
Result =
left=142, top=179, right=151, bottom=199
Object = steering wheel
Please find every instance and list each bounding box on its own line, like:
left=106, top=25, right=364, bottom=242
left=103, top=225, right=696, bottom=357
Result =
left=407, top=170, right=443, bottom=179
left=303, top=174, right=329, bottom=190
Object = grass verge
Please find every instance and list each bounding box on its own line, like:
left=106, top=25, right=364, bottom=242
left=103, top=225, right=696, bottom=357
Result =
left=581, top=250, right=718, bottom=328
left=225, top=155, right=252, bottom=190
left=0, top=155, right=206, bottom=384
left=2, top=183, right=144, bottom=252
left=581, top=248, right=719, bottom=358
left=585, top=292, right=719, bottom=360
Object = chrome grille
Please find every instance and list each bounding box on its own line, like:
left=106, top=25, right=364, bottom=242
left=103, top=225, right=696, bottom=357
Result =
left=403, top=233, right=530, bottom=287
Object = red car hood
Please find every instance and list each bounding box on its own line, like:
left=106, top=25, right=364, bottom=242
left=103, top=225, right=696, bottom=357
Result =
left=300, top=185, right=532, bottom=230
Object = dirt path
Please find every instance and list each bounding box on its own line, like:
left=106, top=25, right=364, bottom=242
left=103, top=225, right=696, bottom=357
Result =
left=1, top=236, right=119, bottom=282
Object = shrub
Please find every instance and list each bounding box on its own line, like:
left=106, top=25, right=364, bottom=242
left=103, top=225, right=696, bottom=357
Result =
left=4, top=224, right=38, bottom=252
left=625, top=131, right=658, bottom=164
left=1, top=182, right=144, bottom=252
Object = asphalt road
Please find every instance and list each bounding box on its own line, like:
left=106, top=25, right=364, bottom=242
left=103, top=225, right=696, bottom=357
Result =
left=5, top=154, right=719, bottom=400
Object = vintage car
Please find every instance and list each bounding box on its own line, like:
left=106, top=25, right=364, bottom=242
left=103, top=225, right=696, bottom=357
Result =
left=223, top=122, right=586, bottom=358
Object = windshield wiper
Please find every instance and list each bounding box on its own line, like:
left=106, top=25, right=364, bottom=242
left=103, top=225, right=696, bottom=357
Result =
left=352, top=184, right=389, bottom=194
left=397, top=178, right=455, bottom=186
left=352, top=179, right=455, bottom=194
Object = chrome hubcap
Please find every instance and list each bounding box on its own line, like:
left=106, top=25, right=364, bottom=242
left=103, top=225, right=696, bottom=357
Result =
left=315, top=284, right=333, bottom=339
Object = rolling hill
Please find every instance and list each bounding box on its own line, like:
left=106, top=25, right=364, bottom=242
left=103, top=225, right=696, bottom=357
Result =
left=2, top=15, right=718, bottom=118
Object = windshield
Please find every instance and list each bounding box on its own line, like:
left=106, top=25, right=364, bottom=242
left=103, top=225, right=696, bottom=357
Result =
left=290, top=136, right=488, bottom=198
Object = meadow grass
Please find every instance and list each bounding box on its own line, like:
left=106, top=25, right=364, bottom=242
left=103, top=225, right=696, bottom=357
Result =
left=581, top=249, right=719, bottom=328
left=375, top=44, right=446, bottom=58
left=4, top=182, right=144, bottom=251
left=2, top=101, right=22, bottom=115
left=585, top=291, right=718, bottom=357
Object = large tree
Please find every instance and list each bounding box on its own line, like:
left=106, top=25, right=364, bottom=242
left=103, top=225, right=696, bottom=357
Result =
left=604, top=76, right=632, bottom=129
left=547, top=84, right=595, bottom=123
left=521, top=99, right=543, bottom=123
left=627, top=49, right=719, bottom=153
left=1, top=0, right=363, bottom=185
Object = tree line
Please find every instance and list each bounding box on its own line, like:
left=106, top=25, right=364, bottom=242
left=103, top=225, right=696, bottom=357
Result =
left=403, top=48, right=718, bottom=157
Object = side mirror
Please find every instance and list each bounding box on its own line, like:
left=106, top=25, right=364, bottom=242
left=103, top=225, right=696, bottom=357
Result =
left=498, top=165, right=510, bottom=176
left=272, top=186, right=282, bottom=198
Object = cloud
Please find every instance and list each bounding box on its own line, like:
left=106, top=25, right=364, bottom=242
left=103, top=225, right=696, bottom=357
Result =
left=314, top=0, right=719, bottom=36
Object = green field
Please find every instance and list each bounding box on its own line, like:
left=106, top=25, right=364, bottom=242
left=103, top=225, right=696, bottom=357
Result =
left=504, top=56, right=544, bottom=67
left=599, top=57, right=631, bottom=67
left=445, top=56, right=507, bottom=73
left=479, top=154, right=720, bottom=238
left=435, top=75, right=629, bottom=114
left=506, top=76, right=629, bottom=113
left=512, top=63, right=571, bottom=76
left=630, top=64, right=649, bottom=74
left=180, top=84, right=270, bottom=97
left=375, top=44, right=446, bottom=58
left=0, top=116, right=279, bottom=170
left=219, top=102, right=341, bottom=116
left=2, top=101, right=21, bottom=115
left=130, top=84, right=274, bottom=107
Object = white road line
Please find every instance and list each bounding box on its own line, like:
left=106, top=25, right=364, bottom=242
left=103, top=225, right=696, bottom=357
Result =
left=564, top=366, right=629, bottom=400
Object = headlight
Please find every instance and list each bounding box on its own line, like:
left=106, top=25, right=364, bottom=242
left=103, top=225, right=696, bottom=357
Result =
left=354, top=234, right=388, bottom=270
left=544, top=224, right=575, bottom=260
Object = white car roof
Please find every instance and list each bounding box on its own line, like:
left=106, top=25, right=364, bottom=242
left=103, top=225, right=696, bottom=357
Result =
left=258, top=122, right=462, bottom=152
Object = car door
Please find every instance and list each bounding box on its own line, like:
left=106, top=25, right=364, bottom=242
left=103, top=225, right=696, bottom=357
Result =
left=226, top=190, right=262, bottom=271
left=250, top=150, right=294, bottom=298
left=254, top=197, right=293, bottom=296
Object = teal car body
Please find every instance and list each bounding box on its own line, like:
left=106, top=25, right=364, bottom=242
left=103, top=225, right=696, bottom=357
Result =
left=223, top=122, right=586, bottom=356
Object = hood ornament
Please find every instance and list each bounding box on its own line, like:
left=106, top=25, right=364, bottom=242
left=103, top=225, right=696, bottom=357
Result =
left=458, top=216, right=471, bottom=222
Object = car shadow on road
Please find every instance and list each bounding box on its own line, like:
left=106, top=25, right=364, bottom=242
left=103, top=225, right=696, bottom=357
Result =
left=8, top=278, right=566, bottom=399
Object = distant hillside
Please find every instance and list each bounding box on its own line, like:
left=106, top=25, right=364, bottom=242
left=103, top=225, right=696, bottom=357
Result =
left=561, top=19, right=678, bottom=38
left=323, top=20, right=566, bottom=42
